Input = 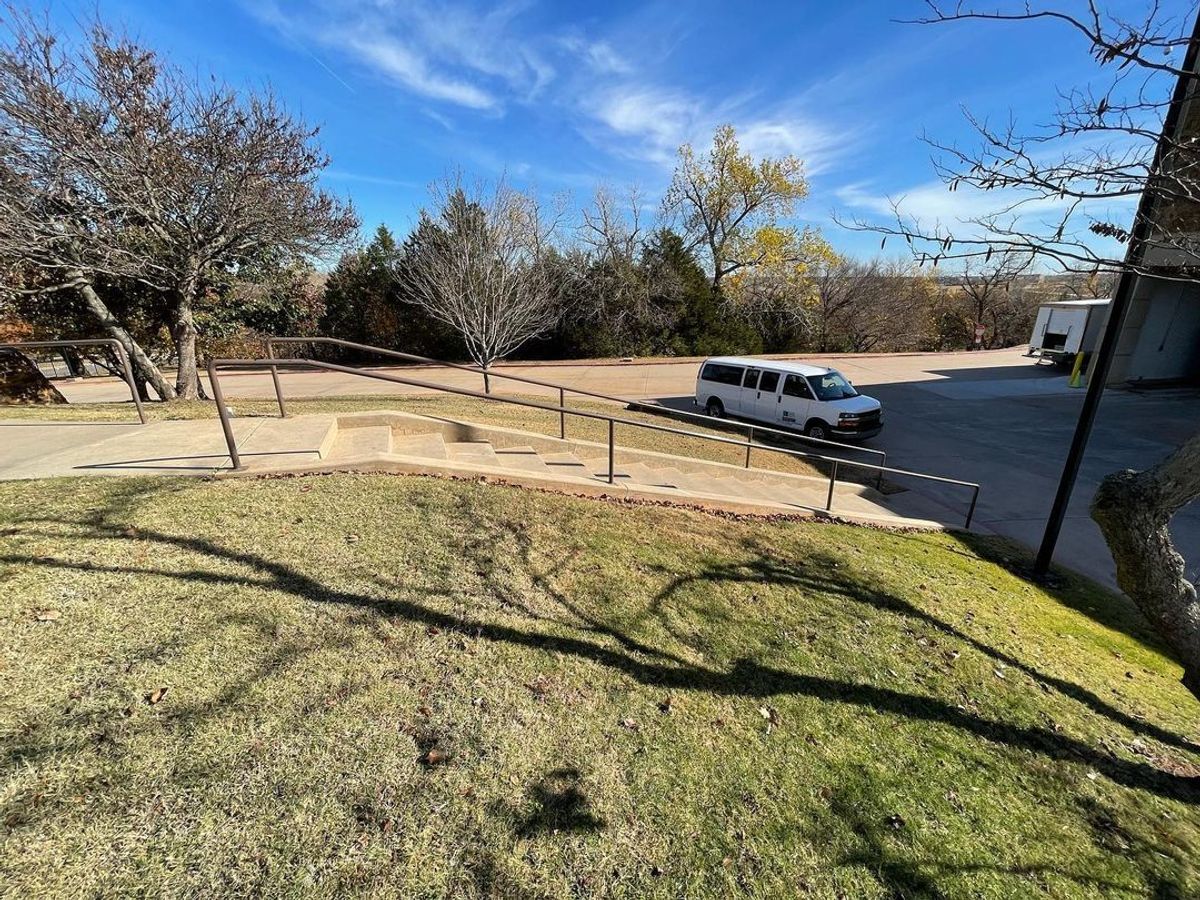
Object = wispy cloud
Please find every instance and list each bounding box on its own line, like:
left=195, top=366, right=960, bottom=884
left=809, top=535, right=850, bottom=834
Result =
left=244, top=0, right=551, bottom=111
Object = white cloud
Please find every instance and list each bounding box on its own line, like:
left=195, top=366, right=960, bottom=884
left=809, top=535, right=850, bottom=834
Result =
left=343, top=33, right=496, bottom=109
left=245, top=0, right=550, bottom=110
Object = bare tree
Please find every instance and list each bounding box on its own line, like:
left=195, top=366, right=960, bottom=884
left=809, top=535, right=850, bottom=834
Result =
left=395, top=175, right=563, bottom=387
left=956, top=251, right=1034, bottom=348
left=141, top=82, right=358, bottom=399
left=0, top=11, right=175, bottom=399
left=814, top=258, right=881, bottom=352
left=843, top=2, right=1200, bottom=697
left=0, top=12, right=357, bottom=400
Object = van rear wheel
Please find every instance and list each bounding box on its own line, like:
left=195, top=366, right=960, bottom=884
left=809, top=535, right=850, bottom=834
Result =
left=804, top=421, right=830, bottom=441
left=705, top=398, right=724, bottom=418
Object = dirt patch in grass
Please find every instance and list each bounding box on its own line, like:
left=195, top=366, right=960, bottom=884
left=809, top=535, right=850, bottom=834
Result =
left=1, top=474, right=1197, bottom=897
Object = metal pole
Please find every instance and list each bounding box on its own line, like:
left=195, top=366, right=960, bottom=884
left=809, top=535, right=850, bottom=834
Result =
left=876, top=452, right=886, bottom=491
left=110, top=341, right=146, bottom=424
left=559, top=387, right=566, bottom=439
left=826, top=460, right=839, bottom=511
left=208, top=361, right=242, bottom=471
left=966, top=486, right=980, bottom=530
left=608, top=419, right=615, bottom=485
left=1034, top=10, right=1200, bottom=577
left=265, top=340, right=288, bottom=418
left=745, top=427, right=753, bottom=468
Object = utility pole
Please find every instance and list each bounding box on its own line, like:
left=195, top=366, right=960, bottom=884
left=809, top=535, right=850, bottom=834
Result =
left=1034, top=10, right=1200, bottom=577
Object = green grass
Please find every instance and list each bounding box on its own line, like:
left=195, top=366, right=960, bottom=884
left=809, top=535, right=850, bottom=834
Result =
left=1, top=393, right=832, bottom=479
left=1, top=474, right=1198, bottom=898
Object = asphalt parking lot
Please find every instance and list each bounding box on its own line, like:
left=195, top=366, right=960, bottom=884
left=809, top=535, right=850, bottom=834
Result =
left=763, top=358, right=1197, bottom=590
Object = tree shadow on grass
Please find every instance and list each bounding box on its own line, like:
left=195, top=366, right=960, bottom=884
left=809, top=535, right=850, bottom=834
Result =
left=495, top=768, right=606, bottom=838
left=634, top=537, right=1199, bottom=757
left=3, top=512, right=1198, bottom=809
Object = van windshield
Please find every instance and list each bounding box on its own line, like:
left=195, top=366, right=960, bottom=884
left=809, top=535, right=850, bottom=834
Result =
left=806, top=372, right=858, bottom=401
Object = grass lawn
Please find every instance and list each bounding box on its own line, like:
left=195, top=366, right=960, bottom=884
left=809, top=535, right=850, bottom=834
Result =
left=1, top=473, right=1197, bottom=898
left=1, top=393, right=836, bottom=479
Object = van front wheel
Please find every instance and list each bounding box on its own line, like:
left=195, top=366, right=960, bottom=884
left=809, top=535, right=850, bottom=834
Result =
left=705, top=398, right=724, bottom=418
left=804, top=420, right=830, bottom=441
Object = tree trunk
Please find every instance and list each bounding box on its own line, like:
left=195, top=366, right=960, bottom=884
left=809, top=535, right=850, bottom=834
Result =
left=75, top=280, right=175, bottom=401
left=169, top=274, right=206, bottom=401
left=1091, top=431, right=1200, bottom=699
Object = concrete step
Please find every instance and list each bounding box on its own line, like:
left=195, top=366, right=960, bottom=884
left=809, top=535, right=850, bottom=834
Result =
left=492, top=446, right=553, bottom=474
left=446, top=441, right=501, bottom=466
left=328, top=425, right=392, bottom=459
left=615, top=462, right=681, bottom=488
left=540, top=451, right=589, bottom=474
left=576, top=456, right=618, bottom=481
left=392, top=432, right=449, bottom=460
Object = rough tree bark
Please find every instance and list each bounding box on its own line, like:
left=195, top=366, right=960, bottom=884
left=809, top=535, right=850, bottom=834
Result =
left=169, top=268, right=206, bottom=400
left=1091, top=432, right=1200, bottom=699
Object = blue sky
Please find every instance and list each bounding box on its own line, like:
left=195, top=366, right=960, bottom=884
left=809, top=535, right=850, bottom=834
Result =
left=53, top=0, right=1174, bottom=261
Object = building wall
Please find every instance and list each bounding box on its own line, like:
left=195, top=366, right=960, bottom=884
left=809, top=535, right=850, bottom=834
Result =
left=1107, top=279, right=1200, bottom=384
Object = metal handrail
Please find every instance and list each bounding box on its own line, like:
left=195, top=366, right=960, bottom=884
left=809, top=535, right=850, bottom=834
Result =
left=207, top=357, right=981, bottom=528
left=263, top=336, right=888, bottom=470
left=0, top=339, right=146, bottom=424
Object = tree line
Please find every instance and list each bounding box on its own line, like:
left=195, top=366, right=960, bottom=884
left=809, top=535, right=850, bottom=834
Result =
left=0, top=10, right=1113, bottom=403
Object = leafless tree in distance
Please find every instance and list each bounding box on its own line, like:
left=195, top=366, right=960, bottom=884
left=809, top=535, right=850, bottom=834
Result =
left=0, top=10, right=175, bottom=398
left=395, top=175, right=564, bottom=389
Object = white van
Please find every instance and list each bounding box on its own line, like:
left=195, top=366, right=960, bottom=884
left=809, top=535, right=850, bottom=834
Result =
left=694, top=356, right=883, bottom=441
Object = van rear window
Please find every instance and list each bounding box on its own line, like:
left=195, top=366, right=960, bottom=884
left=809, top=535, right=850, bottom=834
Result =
left=701, top=363, right=744, bottom=386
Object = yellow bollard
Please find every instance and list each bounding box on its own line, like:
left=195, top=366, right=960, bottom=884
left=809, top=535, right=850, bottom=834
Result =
left=1068, top=351, right=1086, bottom=388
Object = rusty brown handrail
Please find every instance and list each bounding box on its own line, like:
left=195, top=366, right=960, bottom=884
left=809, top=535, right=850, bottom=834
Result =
left=207, top=357, right=981, bottom=528
left=264, top=336, right=888, bottom=470
left=0, top=339, right=146, bottom=424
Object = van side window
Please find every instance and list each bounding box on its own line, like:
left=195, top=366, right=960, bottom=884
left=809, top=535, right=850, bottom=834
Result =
left=701, top=363, right=744, bottom=386
left=758, top=371, right=780, bottom=393
left=742, top=368, right=761, bottom=388
left=782, top=374, right=810, bottom=398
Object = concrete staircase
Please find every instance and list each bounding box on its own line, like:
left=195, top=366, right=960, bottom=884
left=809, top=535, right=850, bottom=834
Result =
left=232, top=410, right=944, bottom=528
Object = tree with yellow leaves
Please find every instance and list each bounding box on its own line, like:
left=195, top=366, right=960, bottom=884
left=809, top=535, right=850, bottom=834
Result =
left=663, top=124, right=832, bottom=296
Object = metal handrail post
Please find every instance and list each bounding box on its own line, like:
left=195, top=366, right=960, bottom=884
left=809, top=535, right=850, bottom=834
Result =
left=608, top=420, right=615, bottom=484
left=0, top=338, right=146, bottom=424
left=744, top=427, right=754, bottom=468
left=207, top=361, right=242, bottom=470
left=559, top=387, right=566, bottom=439
left=109, top=341, right=146, bottom=424
left=876, top=452, right=886, bottom=491
left=826, top=460, right=839, bottom=511
left=265, top=339, right=288, bottom=418
left=966, top=486, right=980, bottom=530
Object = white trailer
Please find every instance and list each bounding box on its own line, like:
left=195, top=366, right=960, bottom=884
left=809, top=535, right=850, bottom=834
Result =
left=1027, top=298, right=1110, bottom=365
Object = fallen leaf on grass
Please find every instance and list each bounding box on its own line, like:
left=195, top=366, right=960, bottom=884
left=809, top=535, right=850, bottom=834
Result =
left=345, top=533, right=360, bottom=544
left=420, top=748, right=452, bottom=767
left=145, top=686, right=168, bottom=705
left=417, top=705, right=432, bottom=718
left=657, top=696, right=674, bottom=714
left=619, top=718, right=640, bottom=731
left=35, top=610, right=61, bottom=622
left=886, top=813, right=906, bottom=830
left=759, top=706, right=780, bottom=733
